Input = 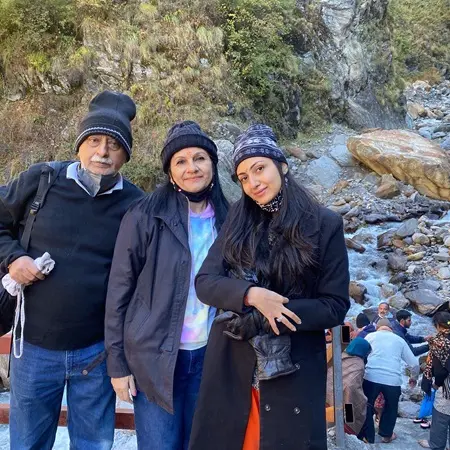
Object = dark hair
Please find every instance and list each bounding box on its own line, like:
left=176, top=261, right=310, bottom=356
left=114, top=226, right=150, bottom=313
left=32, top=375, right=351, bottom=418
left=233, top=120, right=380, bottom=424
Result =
left=378, top=302, right=389, bottom=308
left=396, top=310, right=412, bottom=322
left=433, top=312, right=450, bottom=330
left=222, top=163, right=320, bottom=296
left=152, top=166, right=229, bottom=230
left=356, top=313, right=370, bottom=329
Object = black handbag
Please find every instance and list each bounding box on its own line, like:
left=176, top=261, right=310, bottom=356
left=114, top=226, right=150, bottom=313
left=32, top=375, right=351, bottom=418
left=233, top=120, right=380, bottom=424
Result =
left=0, top=162, right=64, bottom=337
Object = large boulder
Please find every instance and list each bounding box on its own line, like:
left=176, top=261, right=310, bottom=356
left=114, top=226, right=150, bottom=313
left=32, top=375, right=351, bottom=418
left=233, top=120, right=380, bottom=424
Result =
left=405, top=289, right=447, bottom=316
left=347, top=130, right=450, bottom=201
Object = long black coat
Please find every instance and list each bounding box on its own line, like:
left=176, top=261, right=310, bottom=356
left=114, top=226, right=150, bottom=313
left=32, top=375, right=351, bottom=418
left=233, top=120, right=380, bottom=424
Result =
left=189, top=207, right=350, bottom=450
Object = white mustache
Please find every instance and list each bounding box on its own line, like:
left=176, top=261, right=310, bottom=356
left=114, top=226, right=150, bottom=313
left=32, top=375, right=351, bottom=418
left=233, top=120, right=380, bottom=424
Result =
left=91, top=155, right=113, bottom=165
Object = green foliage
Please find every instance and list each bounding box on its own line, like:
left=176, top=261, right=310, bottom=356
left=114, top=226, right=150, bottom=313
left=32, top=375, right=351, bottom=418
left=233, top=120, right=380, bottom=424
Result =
left=221, top=0, right=299, bottom=131
left=27, top=53, right=52, bottom=73
left=0, top=0, right=77, bottom=55
left=388, top=0, right=450, bottom=81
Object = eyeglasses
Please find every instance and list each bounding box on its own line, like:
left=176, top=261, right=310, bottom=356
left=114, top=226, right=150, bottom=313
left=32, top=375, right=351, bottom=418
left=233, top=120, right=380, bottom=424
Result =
left=85, top=135, right=122, bottom=152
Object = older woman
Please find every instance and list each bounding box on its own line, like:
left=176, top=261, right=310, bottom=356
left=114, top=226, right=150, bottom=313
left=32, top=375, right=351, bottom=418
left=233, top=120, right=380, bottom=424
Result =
left=105, top=121, right=229, bottom=449
left=326, top=337, right=371, bottom=436
left=189, top=124, right=350, bottom=450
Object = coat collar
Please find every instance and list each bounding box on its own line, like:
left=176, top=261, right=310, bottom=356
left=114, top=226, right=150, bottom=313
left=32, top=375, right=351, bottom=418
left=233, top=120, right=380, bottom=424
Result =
left=152, top=188, right=190, bottom=251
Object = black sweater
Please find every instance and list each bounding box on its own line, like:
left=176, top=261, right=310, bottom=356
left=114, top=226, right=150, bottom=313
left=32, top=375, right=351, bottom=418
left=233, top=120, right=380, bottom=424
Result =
left=0, top=162, right=143, bottom=350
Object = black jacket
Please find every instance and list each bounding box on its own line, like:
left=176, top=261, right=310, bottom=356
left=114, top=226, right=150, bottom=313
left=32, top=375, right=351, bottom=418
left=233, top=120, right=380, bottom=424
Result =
left=0, top=162, right=142, bottom=349
left=105, top=188, right=215, bottom=413
left=189, top=206, right=350, bottom=450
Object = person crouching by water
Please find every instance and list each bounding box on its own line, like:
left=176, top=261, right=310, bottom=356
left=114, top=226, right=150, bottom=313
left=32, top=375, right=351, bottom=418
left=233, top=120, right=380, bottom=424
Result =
left=105, top=121, right=229, bottom=449
left=326, top=337, right=372, bottom=437
left=188, top=124, right=350, bottom=450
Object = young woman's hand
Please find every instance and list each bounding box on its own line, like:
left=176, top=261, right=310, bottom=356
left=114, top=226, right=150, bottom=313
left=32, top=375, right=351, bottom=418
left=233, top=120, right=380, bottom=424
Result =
left=245, top=287, right=301, bottom=335
left=111, top=375, right=137, bottom=404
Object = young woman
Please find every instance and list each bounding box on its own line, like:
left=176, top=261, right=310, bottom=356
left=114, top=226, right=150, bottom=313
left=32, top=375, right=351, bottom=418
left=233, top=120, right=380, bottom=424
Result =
left=104, top=121, right=229, bottom=449
left=189, top=124, right=350, bottom=450
left=419, top=312, right=450, bottom=450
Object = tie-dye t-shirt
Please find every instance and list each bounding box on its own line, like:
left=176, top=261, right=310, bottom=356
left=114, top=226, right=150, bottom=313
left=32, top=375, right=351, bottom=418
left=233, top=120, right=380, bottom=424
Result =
left=180, top=203, right=217, bottom=350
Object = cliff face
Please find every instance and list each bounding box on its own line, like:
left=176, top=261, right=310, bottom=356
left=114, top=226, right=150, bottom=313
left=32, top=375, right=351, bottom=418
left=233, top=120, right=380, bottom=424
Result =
left=0, top=0, right=448, bottom=188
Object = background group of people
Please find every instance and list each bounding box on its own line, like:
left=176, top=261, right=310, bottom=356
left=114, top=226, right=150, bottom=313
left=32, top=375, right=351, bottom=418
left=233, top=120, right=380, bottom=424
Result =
left=0, top=90, right=350, bottom=450
left=328, top=302, right=450, bottom=450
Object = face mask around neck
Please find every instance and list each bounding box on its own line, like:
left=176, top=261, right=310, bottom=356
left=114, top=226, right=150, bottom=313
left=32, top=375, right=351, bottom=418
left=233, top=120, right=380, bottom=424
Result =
left=77, top=165, right=121, bottom=197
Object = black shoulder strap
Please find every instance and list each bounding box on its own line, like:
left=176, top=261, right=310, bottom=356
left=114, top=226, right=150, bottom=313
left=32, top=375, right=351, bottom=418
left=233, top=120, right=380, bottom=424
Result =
left=20, top=162, right=65, bottom=251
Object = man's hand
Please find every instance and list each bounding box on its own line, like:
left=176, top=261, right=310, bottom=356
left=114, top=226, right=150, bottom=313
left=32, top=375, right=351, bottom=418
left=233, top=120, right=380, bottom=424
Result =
left=424, top=335, right=433, bottom=342
left=111, top=375, right=137, bottom=404
left=408, top=378, right=417, bottom=388
left=8, top=256, right=45, bottom=285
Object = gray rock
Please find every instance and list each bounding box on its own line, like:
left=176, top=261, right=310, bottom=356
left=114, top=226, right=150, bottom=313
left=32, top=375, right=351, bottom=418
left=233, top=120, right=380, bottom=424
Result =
left=330, top=145, right=356, bottom=167
left=418, top=128, right=433, bottom=139
left=363, top=173, right=380, bottom=186
left=432, top=132, right=447, bottom=139
left=434, top=251, right=450, bottom=262
left=435, top=123, right=450, bottom=133
left=215, top=139, right=242, bottom=202
left=389, top=273, right=408, bottom=285
left=364, top=214, right=389, bottom=224
left=405, top=289, right=445, bottom=316
left=344, top=206, right=361, bottom=219
left=212, top=122, right=242, bottom=142
left=438, top=267, right=450, bottom=280
left=395, top=219, right=419, bottom=238
left=332, top=134, right=348, bottom=145
left=380, top=283, right=398, bottom=298
left=306, top=156, right=341, bottom=188
left=388, top=253, right=408, bottom=271
left=417, top=280, right=441, bottom=291
left=329, top=204, right=351, bottom=215
left=398, top=401, right=420, bottom=419
left=387, top=293, right=410, bottom=309
left=441, top=136, right=450, bottom=150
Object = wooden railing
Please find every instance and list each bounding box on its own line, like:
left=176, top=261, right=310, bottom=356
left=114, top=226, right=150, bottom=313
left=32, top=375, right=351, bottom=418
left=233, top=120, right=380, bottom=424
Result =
left=0, top=333, right=135, bottom=429
left=0, top=333, right=340, bottom=431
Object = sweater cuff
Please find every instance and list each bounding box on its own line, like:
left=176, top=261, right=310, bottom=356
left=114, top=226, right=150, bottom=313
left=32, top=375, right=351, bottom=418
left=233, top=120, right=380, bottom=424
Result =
left=1, top=250, right=29, bottom=274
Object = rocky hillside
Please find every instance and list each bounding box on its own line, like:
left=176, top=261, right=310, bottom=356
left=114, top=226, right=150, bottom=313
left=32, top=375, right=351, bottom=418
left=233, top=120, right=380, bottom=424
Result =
left=0, top=0, right=449, bottom=189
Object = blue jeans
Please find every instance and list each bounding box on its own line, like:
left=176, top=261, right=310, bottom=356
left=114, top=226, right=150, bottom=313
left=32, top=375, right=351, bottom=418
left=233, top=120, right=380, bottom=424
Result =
left=9, top=340, right=115, bottom=450
left=134, top=346, right=206, bottom=450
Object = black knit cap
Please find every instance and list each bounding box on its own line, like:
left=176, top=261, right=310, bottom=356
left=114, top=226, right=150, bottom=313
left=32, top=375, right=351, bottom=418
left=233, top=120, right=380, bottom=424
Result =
left=161, top=120, right=218, bottom=173
left=232, top=124, right=287, bottom=172
left=74, top=90, right=136, bottom=161
left=356, top=313, right=370, bottom=329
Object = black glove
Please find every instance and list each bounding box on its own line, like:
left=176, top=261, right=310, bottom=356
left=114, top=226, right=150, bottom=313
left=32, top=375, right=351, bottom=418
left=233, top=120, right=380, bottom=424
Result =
left=249, top=334, right=298, bottom=381
left=214, top=309, right=271, bottom=341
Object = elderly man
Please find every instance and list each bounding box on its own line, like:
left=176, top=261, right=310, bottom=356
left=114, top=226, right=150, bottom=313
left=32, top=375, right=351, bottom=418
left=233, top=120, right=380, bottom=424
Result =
left=0, top=91, right=143, bottom=449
